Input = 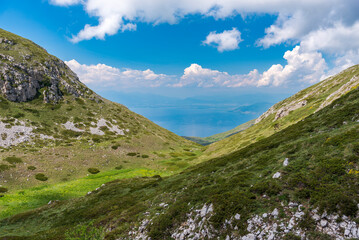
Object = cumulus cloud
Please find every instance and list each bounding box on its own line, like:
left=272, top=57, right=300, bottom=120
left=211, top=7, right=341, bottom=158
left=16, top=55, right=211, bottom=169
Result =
left=50, top=0, right=359, bottom=54
left=65, top=59, right=173, bottom=88
left=173, top=46, right=327, bottom=88
left=300, top=22, right=359, bottom=54
left=66, top=45, right=325, bottom=89
left=257, top=46, right=327, bottom=86
left=203, top=28, right=242, bottom=52
left=174, top=64, right=258, bottom=87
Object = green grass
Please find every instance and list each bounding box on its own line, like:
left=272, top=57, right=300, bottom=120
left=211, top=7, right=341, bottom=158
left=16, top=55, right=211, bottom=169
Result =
left=202, top=64, right=359, bottom=160
left=184, top=119, right=255, bottom=145
left=0, top=168, right=168, bottom=220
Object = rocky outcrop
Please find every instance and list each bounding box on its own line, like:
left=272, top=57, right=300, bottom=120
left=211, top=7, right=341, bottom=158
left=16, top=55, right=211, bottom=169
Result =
left=274, top=100, right=307, bottom=120
left=0, top=56, right=85, bottom=103
left=0, top=120, right=34, bottom=147
left=129, top=202, right=359, bottom=240
left=0, top=34, right=96, bottom=103
left=318, top=76, right=359, bottom=111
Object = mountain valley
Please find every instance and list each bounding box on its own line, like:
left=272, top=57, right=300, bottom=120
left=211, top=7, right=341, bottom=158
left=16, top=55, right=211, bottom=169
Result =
left=0, top=29, right=359, bottom=240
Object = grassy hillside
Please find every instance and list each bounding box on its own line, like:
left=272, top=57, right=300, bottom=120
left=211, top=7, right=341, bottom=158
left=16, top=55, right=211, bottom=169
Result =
left=184, top=120, right=255, bottom=145
left=202, top=65, right=359, bottom=160
left=0, top=29, right=202, bottom=206
left=1, top=67, right=359, bottom=239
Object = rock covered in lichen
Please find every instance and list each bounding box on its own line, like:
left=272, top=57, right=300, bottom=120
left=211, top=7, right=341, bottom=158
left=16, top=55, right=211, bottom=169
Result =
left=0, top=29, right=100, bottom=103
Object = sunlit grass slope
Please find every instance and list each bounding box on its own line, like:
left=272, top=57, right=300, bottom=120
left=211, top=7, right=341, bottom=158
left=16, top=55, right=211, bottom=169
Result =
left=202, top=65, right=359, bottom=160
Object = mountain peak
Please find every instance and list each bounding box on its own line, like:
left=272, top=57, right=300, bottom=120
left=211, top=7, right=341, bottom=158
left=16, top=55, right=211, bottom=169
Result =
left=0, top=28, right=98, bottom=103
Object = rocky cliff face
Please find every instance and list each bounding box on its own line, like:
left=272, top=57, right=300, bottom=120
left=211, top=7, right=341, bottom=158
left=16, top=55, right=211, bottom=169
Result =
left=0, top=29, right=96, bottom=103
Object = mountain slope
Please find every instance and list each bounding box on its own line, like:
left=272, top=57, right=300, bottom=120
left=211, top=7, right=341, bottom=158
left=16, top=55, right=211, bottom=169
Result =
left=202, top=65, right=359, bottom=160
left=0, top=29, right=200, bottom=197
left=184, top=119, right=255, bottom=145
left=1, top=65, right=359, bottom=239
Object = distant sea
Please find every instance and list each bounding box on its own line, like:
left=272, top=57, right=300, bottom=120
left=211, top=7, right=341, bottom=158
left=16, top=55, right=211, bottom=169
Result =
left=100, top=90, right=292, bottom=138
left=130, top=106, right=260, bottom=137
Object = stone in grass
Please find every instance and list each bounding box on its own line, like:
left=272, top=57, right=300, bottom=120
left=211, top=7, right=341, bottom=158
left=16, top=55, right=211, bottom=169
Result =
left=35, top=173, right=48, bottom=181
left=272, top=172, right=281, bottom=179
left=283, top=158, right=289, bottom=166
left=88, top=168, right=100, bottom=174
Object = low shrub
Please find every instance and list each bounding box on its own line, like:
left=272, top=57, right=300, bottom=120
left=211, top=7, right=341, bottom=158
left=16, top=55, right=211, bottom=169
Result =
left=115, top=165, right=123, bottom=170
left=99, top=126, right=109, bottom=131
left=0, top=164, right=10, bottom=172
left=62, top=130, right=82, bottom=138
left=12, top=113, right=25, bottom=118
left=75, top=98, right=85, bottom=105
left=92, top=136, right=102, bottom=143
left=35, top=173, right=48, bottom=181
left=0, top=187, right=8, bottom=193
left=141, top=154, right=149, bottom=158
left=27, top=166, right=36, bottom=171
left=283, top=233, right=301, bottom=240
left=65, top=221, right=105, bottom=240
left=127, top=152, right=137, bottom=157
left=4, top=156, right=23, bottom=164
left=88, top=168, right=100, bottom=174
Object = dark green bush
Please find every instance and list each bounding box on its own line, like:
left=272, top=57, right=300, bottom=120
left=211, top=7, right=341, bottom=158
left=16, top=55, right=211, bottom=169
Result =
left=24, top=108, right=40, bottom=116
left=27, top=166, right=36, bottom=171
left=0, top=187, right=8, bottom=193
left=115, top=165, right=123, bottom=170
left=12, top=113, right=25, bottom=118
left=99, top=126, right=109, bottom=131
left=127, top=152, right=137, bottom=156
left=62, top=130, right=82, bottom=138
left=75, top=98, right=85, bottom=105
left=0, top=164, right=10, bottom=172
left=88, top=168, right=100, bottom=174
left=4, top=156, right=23, bottom=164
left=283, top=233, right=301, bottom=240
left=141, top=154, right=149, bottom=158
left=0, top=99, right=9, bottom=109
left=251, top=180, right=282, bottom=196
left=111, top=145, right=119, bottom=150
left=35, top=173, right=48, bottom=181
left=65, top=221, right=105, bottom=240
left=92, top=136, right=102, bottom=143
left=73, top=117, right=82, bottom=123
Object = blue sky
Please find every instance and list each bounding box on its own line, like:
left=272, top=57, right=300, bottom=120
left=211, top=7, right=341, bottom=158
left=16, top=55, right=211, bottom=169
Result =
left=1, top=0, right=359, bottom=136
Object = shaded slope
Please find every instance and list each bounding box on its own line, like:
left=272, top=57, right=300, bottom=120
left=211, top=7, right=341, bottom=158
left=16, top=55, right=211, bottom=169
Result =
left=2, top=69, right=359, bottom=239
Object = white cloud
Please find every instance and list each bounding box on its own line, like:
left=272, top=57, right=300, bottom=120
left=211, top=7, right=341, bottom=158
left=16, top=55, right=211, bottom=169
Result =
left=300, top=21, right=359, bottom=54
left=50, top=0, right=81, bottom=6
left=174, top=64, right=257, bottom=87
left=66, top=46, right=329, bottom=89
left=65, top=59, right=173, bottom=88
left=257, top=46, right=327, bottom=86
left=203, top=28, right=242, bottom=52
left=174, top=46, right=327, bottom=88
left=50, top=0, right=359, bottom=54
